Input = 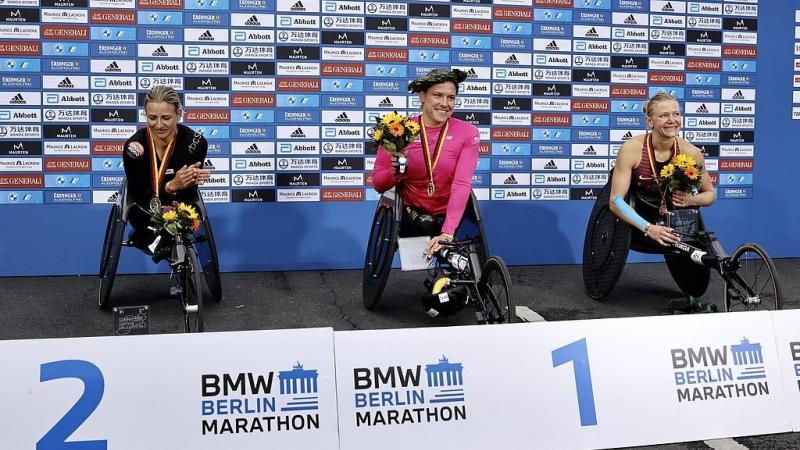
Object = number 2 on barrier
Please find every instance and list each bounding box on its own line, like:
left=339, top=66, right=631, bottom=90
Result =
left=552, top=338, right=598, bottom=427
left=37, top=360, right=107, bottom=450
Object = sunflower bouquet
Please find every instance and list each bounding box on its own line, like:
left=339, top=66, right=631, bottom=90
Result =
left=372, top=111, right=420, bottom=153
left=659, top=154, right=704, bottom=195
left=147, top=202, right=202, bottom=238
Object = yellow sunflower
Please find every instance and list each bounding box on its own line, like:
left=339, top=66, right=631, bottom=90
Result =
left=372, top=128, right=384, bottom=142
left=162, top=210, right=178, bottom=222
left=660, top=163, right=675, bottom=178
left=178, top=203, right=198, bottom=219
left=673, top=154, right=689, bottom=167
left=405, top=121, right=420, bottom=134
left=684, top=156, right=697, bottom=168
left=381, top=112, right=403, bottom=126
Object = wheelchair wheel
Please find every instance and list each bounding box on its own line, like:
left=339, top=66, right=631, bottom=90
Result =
left=195, top=218, right=222, bottom=303
left=362, top=202, right=398, bottom=310
left=478, top=256, right=515, bottom=324
left=664, top=254, right=710, bottom=299
left=181, top=247, right=205, bottom=332
left=582, top=183, right=631, bottom=301
left=98, top=202, right=125, bottom=310
left=723, top=243, right=783, bottom=312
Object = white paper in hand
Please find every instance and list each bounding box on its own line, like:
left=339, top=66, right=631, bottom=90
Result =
left=398, top=236, right=435, bottom=271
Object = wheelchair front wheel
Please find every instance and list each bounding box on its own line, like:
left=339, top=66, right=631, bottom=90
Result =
left=180, top=247, right=205, bottom=332
left=478, top=256, right=515, bottom=324
left=723, top=243, right=783, bottom=312
left=98, top=203, right=125, bottom=310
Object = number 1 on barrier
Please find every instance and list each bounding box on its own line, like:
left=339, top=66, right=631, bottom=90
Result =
left=552, top=338, right=598, bottom=427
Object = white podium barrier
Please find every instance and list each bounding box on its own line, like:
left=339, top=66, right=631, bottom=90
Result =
left=770, top=309, right=800, bottom=429
left=0, top=328, right=339, bottom=450
left=335, top=312, right=792, bottom=450
left=2, top=313, right=799, bottom=449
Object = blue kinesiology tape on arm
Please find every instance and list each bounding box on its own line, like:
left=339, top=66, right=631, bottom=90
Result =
left=612, top=195, right=648, bottom=231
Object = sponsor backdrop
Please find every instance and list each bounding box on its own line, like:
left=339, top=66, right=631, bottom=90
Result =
left=0, top=0, right=793, bottom=275
left=3, top=312, right=800, bottom=449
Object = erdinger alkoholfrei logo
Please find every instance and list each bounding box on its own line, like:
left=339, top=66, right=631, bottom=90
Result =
left=200, top=362, right=321, bottom=435
left=671, top=337, right=770, bottom=402
left=353, top=356, right=467, bottom=427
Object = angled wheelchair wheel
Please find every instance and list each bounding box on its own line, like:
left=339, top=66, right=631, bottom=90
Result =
left=181, top=247, right=205, bottom=332
left=98, top=202, right=125, bottom=310
left=362, top=199, right=399, bottom=310
left=664, top=254, right=711, bottom=299
left=724, top=243, right=783, bottom=312
left=194, top=213, right=222, bottom=303
left=478, top=256, right=515, bottom=324
left=582, top=183, right=631, bottom=301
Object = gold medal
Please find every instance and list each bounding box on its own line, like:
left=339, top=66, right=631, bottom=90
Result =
left=420, top=117, right=449, bottom=198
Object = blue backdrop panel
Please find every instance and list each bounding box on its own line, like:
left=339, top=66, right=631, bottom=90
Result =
left=0, top=1, right=796, bottom=276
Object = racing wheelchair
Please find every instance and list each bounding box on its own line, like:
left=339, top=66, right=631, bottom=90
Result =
left=98, top=179, right=222, bottom=332
left=363, top=188, right=515, bottom=324
left=582, top=177, right=783, bottom=312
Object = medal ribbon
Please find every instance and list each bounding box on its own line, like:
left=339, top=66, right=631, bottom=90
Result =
left=420, top=117, right=449, bottom=195
left=148, top=128, right=176, bottom=198
left=645, top=132, right=679, bottom=180
left=645, top=132, right=680, bottom=214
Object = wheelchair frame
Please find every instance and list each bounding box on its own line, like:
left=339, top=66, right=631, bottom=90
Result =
left=582, top=178, right=783, bottom=311
left=98, top=179, right=222, bottom=332
left=362, top=188, right=515, bottom=323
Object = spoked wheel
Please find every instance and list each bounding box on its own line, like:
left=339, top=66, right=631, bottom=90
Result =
left=723, top=243, right=783, bottom=312
left=180, top=247, right=205, bottom=332
left=477, top=256, right=515, bottom=324
left=98, top=203, right=125, bottom=310
left=195, top=219, right=222, bottom=303
left=362, top=204, right=398, bottom=310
